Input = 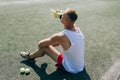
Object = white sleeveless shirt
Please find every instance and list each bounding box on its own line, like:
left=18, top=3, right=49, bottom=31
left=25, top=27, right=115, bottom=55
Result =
left=61, top=27, right=84, bottom=74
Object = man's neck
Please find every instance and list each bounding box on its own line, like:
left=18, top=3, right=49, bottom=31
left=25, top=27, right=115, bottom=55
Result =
left=64, top=24, right=77, bottom=31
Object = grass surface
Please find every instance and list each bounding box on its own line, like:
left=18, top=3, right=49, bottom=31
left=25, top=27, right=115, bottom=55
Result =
left=0, top=0, right=120, bottom=80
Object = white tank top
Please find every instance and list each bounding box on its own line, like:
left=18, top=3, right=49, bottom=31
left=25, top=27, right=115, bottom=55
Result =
left=61, top=27, right=84, bottom=74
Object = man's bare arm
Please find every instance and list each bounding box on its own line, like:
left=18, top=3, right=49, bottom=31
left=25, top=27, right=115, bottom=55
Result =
left=38, top=32, right=63, bottom=48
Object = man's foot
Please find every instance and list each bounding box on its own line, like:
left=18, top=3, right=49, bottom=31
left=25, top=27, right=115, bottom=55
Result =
left=20, top=52, right=35, bottom=63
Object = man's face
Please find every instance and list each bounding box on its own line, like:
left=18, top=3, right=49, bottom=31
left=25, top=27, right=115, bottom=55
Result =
left=60, top=10, right=70, bottom=24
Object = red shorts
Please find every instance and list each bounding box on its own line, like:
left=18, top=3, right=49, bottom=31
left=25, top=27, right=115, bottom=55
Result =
left=55, top=53, right=65, bottom=70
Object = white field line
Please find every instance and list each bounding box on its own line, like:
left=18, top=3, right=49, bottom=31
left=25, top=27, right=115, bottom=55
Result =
left=0, top=0, right=50, bottom=6
left=100, top=60, right=120, bottom=80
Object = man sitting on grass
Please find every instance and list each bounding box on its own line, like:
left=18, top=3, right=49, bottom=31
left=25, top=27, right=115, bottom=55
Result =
left=20, top=8, right=84, bottom=74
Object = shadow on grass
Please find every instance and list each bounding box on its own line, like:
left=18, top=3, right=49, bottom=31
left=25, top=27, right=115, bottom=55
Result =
left=21, top=60, right=91, bottom=80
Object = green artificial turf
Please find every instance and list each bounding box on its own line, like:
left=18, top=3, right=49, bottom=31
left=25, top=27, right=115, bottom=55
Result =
left=0, top=0, right=120, bottom=80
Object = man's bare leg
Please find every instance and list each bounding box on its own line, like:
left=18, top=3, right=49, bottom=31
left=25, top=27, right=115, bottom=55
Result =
left=29, top=48, right=45, bottom=59
left=29, top=45, right=60, bottom=63
left=44, top=45, right=60, bottom=63
left=20, top=47, right=45, bottom=60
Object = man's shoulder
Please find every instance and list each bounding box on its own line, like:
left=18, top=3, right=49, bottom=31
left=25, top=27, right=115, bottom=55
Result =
left=53, top=32, right=65, bottom=37
left=50, top=32, right=65, bottom=43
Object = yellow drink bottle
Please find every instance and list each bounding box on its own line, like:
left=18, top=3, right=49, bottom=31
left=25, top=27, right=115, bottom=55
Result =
left=50, top=9, right=63, bottom=19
